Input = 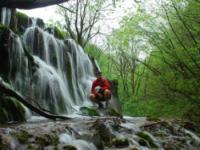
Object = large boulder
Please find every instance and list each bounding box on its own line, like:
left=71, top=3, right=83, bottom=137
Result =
left=0, top=95, right=26, bottom=123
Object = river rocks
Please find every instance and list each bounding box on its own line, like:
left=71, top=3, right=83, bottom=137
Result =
left=136, top=131, right=159, bottom=148
left=0, top=117, right=200, bottom=150
left=111, top=136, right=129, bottom=148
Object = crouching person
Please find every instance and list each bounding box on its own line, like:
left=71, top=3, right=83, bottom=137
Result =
left=89, top=71, right=112, bottom=109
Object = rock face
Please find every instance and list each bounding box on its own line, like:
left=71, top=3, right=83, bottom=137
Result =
left=0, top=8, right=98, bottom=122
left=0, top=0, right=69, bottom=9
left=0, top=117, right=199, bottom=150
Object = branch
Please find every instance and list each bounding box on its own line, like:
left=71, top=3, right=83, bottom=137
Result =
left=57, top=4, right=76, bottom=13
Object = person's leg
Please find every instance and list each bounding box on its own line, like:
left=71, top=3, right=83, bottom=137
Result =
left=89, top=93, right=103, bottom=108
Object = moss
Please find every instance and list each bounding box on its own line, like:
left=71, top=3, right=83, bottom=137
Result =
left=112, top=137, right=129, bottom=148
left=0, top=24, right=8, bottom=32
left=14, top=130, right=31, bottom=144
left=35, top=134, right=59, bottom=146
left=27, top=144, right=35, bottom=150
left=16, top=11, right=30, bottom=34
left=54, top=26, right=65, bottom=40
left=0, top=95, right=26, bottom=123
left=136, top=131, right=158, bottom=148
left=80, top=107, right=100, bottom=116
left=106, top=108, right=123, bottom=118
left=146, top=116, right=160, bottom=122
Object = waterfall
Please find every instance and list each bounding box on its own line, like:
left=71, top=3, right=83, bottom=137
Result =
left=0, top=7, right=11, bottom=26
left=7, top=23, right=95, bottom=115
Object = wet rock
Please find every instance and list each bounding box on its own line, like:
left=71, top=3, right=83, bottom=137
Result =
left=63, top=145, right=77, bottom=150
left=0, top=25, right=10, bottom=81
left=93, top=119, right=114, bottom=146
left=136, top=131, right=159, bottom=148
left=106, top=108, right=123, bottom=118
left=16, top=11, right=32, bottom=33
left=13, top=130, right=31, bottom=144
left=35, top=18, right=45, bottom=29
left=0, top=95, right=26, bottom=123
left=35, top=133, right=59, bottom=146
left=112, top=136, right=129, bottom=148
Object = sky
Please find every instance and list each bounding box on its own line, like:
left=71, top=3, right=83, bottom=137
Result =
left=18, top=0, right=136, bottom=32
left=18, top=0, right=157, bottom=48
left=18, top=0, right=137, bottom=48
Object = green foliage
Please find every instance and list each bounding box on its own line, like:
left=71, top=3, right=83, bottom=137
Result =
left=80, top=106, right=100, bottom=116
left=0, top=24, right=7, bottom=31
left=123, top=98, right=192, bottom=118
left=16, top=12, right=29, bottom=22
left=54, top=26, right=65, bottom=39
left=16, top=11, right=30, bottom=34
left=101, top=0, right=200, bottom=124
left=47, top=20, right=69, bottom=39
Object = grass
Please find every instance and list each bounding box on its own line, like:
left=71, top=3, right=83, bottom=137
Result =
left=122, top=98, right=193, bottom=118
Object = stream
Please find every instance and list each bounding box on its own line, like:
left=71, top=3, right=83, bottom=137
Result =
left=0, top=115, right=200, bottom=150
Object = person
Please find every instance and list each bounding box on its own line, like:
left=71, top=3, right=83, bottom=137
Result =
left=89, top=71, right=112, bottom=108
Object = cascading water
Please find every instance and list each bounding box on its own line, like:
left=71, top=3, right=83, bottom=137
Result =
left=0, top=7, right=11, bottom=26
left=6, top=20, right=95, bottom=115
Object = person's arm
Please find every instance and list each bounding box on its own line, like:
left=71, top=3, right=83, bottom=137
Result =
left=101, top=78, right=111, bottom=91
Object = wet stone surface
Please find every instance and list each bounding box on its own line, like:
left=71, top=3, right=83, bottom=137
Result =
left=0, top=116, right=200, bottom=150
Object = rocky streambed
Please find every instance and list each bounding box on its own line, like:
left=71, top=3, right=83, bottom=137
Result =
left=0, top=116, right=200, bottom=150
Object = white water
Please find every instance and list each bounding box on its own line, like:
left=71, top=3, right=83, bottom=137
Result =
left=1, top=7, right=11, bottom=26
left=7, top=23, right=95, bottom=115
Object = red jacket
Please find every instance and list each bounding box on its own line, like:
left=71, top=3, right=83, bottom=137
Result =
left=91, top=77, right=111, bottom=94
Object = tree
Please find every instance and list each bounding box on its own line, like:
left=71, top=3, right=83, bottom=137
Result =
left=107, top=10, right=151, bottom=97
left=57, top=0, right=106, bottom=48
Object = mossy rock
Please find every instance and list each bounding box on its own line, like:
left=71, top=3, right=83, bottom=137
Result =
left=136, top=131, right=159, bottom=148
left=35, top=133, right=59, bottom=146
left=0, top=95, right=26, bottom=123
left=0, top=26, right=11, bottom=82
left=112, top=137, right=129, bottom=148
left=0, top=24, right=8, bottom=31
left=146, top=116, right=160, bottom=122
left=13, top=130, right=31, bottom=144
left=27, top=144, right=38, bottom=150
left=35, top=18, right=45, bottom=28
left=16, top=11, right=30, bottom=34
left=106, top=108, right=123, bottom=118
left=80, top=107, right=100, bottom=116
